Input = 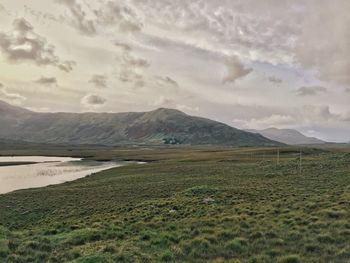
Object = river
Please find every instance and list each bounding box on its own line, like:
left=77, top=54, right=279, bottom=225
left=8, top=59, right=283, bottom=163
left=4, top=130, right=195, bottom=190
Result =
left=0, top=156, right=123, bottom=194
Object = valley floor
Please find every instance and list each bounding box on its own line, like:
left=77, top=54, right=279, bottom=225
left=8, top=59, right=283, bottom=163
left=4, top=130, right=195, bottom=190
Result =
left=0, top=145, right=350, bottom=262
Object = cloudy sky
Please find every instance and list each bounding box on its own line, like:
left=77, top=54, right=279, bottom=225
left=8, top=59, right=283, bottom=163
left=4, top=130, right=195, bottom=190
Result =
left=0, top=0, right=349, bottom=142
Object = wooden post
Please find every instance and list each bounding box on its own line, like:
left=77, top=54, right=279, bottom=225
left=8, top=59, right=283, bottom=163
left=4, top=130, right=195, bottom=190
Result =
left=277, top=148, right=280, bottom=166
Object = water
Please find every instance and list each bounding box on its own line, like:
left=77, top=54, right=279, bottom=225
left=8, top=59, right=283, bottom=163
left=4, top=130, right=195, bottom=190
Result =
left=0, top=156, right=123, bottom=194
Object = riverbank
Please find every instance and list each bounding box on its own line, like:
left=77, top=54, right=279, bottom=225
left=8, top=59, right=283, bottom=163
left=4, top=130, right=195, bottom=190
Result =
left=0, top=162, right=37, bottom=167
left=0, top=156, right=125, bottom=194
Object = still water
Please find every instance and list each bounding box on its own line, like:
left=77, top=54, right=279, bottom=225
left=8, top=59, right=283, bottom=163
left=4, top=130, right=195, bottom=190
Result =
left=0, top=156, right=122, bottom=194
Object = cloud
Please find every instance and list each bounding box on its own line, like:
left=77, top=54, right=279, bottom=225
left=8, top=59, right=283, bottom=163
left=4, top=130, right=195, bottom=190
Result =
left=123, top=53, right=149, bottom=68
left=163, top=77, right=179, bottom=88
left=57, top=61, right=75, bottom=72
left=296, top=86, right=327, bottom=96
left=134, top=0, right=350, bottom=88
left=176, top=104, right=200, bottom=113
left=0, top=18, right=75, bottom=72
left=35, top=77, right=58, bottom=85
left=236, top=105, right=340, bottom=130
left=89, top=74, right=108, bottom=89
left=114, top=42, right=132, bottom=51
left=242, top=114, right=296, bottom=129
left=115, top=47, right=150, bottom=88
left=0, top=85, right=26, bottom=105
left=81, top=94, right=106, bottom=108
left=55, top=0, right=96, bottom=35
left=223, top=57, right=253, bottom=84
left=24, top=5, right=61, bottom=23
left=268, top=76, right=283, bottom=84
left=152, top=96, right=199, bottom=113
left=135, top=0, right=297, bottom=65
left=295, top=1, right=350, bottom=86
left=153, top=96, right=175, bottom=108
left=55, top=0, right=143, bottom=36
left=155, top=76, right=179, bottom=89
left=95, top=1, right=143, bottom=32
left=0, top=3, right=5, bottom=12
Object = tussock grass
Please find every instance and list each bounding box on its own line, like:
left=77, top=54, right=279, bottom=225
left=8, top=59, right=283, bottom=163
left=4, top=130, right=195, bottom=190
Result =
left=0, top=146, right=349, bottom=262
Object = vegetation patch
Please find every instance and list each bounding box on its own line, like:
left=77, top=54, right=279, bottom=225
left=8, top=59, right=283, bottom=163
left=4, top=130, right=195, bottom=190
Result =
left=0, top=146, right=349, bottom=262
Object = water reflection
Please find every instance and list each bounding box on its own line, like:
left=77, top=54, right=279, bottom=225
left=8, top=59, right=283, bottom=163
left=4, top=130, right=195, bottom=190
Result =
left=0, top=156, right=121, bottom=194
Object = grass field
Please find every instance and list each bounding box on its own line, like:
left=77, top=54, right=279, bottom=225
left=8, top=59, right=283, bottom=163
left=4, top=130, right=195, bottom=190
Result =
left=0, top=145, right=349, bottom=262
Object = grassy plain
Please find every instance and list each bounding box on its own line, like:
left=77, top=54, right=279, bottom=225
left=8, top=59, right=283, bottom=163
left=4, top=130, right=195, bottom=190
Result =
left=0, top=145, right=349, bottom=262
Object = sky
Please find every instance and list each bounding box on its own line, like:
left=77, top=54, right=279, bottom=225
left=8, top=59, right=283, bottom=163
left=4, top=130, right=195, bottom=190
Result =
left=0, top=0, right=349, bottom=142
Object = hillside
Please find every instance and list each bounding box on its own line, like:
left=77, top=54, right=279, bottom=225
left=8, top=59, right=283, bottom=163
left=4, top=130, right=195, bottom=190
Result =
left=0, top=100, right=281, bottom=146
left=247, top=128, right=325, bottom=145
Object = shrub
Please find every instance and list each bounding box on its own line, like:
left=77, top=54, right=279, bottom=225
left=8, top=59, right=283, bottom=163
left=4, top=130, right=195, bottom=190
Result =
left=225, top=238, right=247, bottom=255
left=278, top=255, right=301, bottom=263
left=184, top=185, right=218, bottom=196
left=160, top=250, right=173, bottom=262
left=317, top=234, right=335, bottom=243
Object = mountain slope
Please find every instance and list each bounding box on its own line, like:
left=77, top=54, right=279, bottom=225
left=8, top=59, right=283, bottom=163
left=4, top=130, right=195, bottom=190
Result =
left=247, top=128, right=325, bottom=145
left=0, top=100, right=281, bottom=146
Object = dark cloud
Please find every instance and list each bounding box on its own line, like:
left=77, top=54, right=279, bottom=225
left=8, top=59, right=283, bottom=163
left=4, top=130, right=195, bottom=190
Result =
left=89, top=75, right=108, bottom=89
left=55, top=0, right=96, bottom=35
left=35, top=77, right=58, bottom=85
left=134, top=79, right=146, bottom=89
left=155, top=76, right=179, bottom=89
left=81, top=94, right=106, bottom=107
left=223, top=57, right=253, bottom=84
left=296, top=86, right=327, bottom=96
left=58, top=61, right=75, bottom=72
left=115, top=49, right=150, bottom=88
left=163, top=77, right=179, bottom=88
left=0, top=18, right=75, bottom=72
left=118, top=71, right=143, bottom=83
left=268, top=76, right=283, bottom=84
left=125, top=54, right=149, bottom=68
left=114, top=42, right=132, bottom=51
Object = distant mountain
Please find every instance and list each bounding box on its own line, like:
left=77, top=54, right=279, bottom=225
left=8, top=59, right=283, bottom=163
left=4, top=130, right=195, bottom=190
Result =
left=0, top=100, right=281, bottom=146
left=246, top=128, right=326, bottom=145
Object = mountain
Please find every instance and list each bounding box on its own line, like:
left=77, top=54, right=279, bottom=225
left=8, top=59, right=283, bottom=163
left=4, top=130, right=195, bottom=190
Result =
left=246, top=128, right=326, bottom=145
left=0, top=100, right=281, bottom=146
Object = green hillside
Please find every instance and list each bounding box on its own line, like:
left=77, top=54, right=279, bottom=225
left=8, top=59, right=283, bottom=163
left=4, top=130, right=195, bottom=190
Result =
left=0, top=101, right=281, bottom=146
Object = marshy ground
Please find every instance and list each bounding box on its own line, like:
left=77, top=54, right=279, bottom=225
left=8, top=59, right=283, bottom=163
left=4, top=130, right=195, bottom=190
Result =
left=0, top=145, right=349, bottom=262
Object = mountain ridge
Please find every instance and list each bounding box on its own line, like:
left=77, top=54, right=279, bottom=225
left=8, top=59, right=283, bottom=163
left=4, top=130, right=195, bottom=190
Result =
left=247, top=127, right=325, bottom=145
left=0, top=100, right=282, bottom=146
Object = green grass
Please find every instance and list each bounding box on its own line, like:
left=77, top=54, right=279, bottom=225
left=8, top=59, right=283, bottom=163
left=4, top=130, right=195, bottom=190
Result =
left=0, top=146, right=349, bottom=262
